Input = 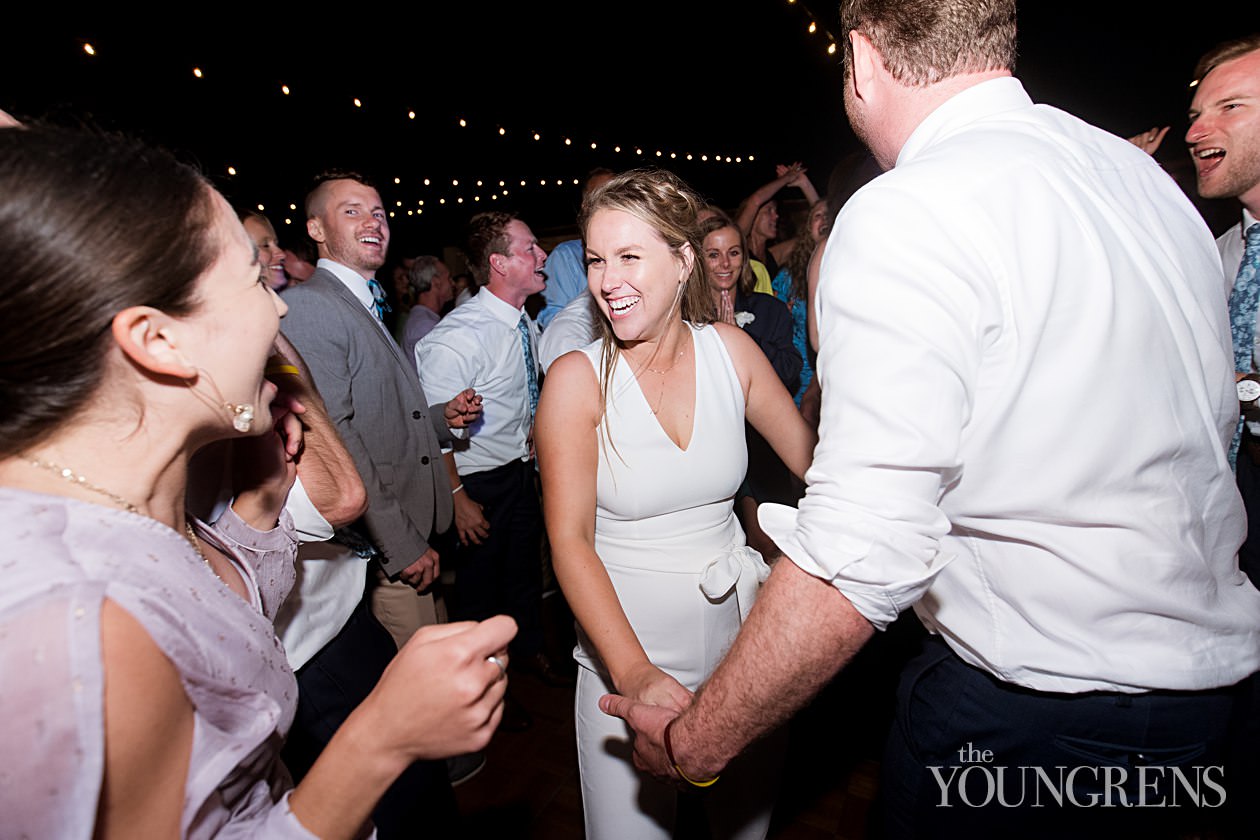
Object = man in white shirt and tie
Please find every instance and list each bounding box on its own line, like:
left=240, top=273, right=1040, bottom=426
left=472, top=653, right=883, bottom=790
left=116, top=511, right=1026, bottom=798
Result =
left=417, top=211, right=570, bottom=696
left=1187, top=34, right=1260, bottom=587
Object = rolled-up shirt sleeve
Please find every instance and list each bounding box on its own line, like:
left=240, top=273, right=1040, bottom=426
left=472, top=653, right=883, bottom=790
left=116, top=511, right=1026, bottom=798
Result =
left=760, top=183, right=988, bottom=630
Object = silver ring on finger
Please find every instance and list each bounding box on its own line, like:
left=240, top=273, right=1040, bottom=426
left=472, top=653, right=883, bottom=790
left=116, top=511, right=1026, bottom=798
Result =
left=487, top=655, right=507, bottom=680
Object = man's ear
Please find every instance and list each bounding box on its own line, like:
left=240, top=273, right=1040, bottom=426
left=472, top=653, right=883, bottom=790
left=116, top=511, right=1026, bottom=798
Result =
left=849, top=30, right=882, bottom=102
left=306, top=217, right=325, bottom=244
left=490, top=253, right=506, bottom=277
left=110, top=306, right=197, bottom=379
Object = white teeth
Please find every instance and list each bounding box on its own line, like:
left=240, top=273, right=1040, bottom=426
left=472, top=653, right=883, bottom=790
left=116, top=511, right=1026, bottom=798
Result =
left=360, top=236, right=381, bottom=244
left=1197, top=148, right=1225, bottom=159
left=608, top=296, right=640, bottom=313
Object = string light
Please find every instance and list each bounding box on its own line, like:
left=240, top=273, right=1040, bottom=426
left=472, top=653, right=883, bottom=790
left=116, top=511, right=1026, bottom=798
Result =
left=289, top=203, right=296, bottom=210
left=808, top=21, right=816, bottom=34
left=83, top=43, right=95, bottom=56
left=459, top=118, right=467, bottom=127
left=282, top=84, right=291, bottom=95
left=193, top=67, right=203, bottom=78
left=227, top=166, right=237, bottom=175
left=256, top=203, right=265, bottom=211
left=499, top=127, right=506, bottom=135
left=353, top=97, right=362, bottom=107
left=408, top=110, right=416, bottom=119
left=533, top=132, right=541, bottom=141
left=394, top=177, right=401, bottom=184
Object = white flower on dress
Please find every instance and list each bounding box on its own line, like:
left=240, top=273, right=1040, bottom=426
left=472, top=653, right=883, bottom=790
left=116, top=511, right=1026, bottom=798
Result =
left=734, top=311, right=755, bottom=328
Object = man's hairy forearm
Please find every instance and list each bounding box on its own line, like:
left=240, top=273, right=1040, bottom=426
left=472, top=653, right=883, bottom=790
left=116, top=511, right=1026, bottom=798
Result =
left=674, top=560, right=875, bottom=775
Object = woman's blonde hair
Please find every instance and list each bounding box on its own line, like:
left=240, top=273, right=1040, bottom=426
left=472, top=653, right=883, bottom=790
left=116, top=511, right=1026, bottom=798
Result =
left=578, top=169, right=715, bottom=423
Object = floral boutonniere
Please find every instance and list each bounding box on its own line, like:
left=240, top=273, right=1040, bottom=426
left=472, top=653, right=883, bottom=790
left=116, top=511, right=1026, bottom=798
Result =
left=734, top=311, right=755, bottom=328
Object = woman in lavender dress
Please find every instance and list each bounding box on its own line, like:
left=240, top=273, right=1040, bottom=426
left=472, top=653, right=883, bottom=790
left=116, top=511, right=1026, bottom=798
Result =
left=0, top=125, right=514, bottom=839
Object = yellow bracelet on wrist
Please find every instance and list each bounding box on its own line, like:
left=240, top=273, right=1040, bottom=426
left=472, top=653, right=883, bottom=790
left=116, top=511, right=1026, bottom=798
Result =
left=663, top=717, right=719, bottom=788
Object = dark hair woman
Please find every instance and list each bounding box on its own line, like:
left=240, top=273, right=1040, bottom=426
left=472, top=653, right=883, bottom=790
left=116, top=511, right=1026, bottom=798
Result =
left=0, top=125, right=513, bottom=839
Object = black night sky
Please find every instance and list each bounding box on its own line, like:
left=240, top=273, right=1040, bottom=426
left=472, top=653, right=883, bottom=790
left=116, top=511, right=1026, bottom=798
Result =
left=3, top=3, right=1251, bottom=250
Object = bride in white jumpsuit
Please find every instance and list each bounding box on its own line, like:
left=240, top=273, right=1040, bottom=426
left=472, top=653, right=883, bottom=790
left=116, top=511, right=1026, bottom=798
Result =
left=536, top=170, right=816, bottom=839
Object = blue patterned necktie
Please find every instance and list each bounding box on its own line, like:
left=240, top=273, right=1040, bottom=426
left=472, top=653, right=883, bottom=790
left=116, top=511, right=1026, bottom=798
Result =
left=517, top=314, right=539, bottom=419
left=1228, top=223, right=1260, bottom=470
left=367, top=277, right=392, bottom=322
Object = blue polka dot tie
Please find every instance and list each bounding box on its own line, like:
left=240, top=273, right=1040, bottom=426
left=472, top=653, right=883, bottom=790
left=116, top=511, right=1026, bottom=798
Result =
left=518, top=314, right=539, bottom=419
left=1228, top=223, right=1260, bottom=471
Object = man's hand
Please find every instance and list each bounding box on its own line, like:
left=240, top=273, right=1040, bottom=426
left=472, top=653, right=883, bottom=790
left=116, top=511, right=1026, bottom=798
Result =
left=598, top=694, right=683, bottom=781
left=454, top=490, right=490, bottom=545
left=445, top=387, right=484, bottom=430
left=398, top=547, right=440, bottom=591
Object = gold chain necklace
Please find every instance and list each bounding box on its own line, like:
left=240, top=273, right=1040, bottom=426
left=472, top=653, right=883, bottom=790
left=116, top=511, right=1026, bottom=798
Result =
left=28, top=457, right=216, bottom=576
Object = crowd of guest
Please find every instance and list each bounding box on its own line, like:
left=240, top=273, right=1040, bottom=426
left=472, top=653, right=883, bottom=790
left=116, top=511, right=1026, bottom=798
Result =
left=4, top=15, right=1260, bottom=839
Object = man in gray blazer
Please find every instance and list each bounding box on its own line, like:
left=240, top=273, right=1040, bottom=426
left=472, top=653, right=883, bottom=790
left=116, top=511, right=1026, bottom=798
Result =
left=279, top=172, right=485, bottom=836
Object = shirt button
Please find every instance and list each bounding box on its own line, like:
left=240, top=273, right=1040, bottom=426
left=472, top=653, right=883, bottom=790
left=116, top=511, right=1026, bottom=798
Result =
left=420, top=456, right=430, bottom=465
left=412, top=410, right=422, bottom=419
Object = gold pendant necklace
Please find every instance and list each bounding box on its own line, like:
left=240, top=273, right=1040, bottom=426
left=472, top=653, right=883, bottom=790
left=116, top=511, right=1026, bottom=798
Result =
left=28, top=457, right=216, bottom=576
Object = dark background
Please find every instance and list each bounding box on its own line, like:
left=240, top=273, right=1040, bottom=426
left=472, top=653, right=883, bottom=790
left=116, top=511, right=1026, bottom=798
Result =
left=3, top=3, right=1250, bottom=252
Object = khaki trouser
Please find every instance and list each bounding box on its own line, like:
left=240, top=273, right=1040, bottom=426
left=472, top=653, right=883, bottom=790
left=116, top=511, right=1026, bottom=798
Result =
left=369, top=566, right=446, bottom=650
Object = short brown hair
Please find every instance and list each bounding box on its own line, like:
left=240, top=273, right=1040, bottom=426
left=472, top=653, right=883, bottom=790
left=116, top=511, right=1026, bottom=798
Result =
left=465, top=210, right=517, bottom=286
left=1193, top=34, right=1260, bottom=86
left=841, top=0, right=1016, bottom=87
left=305, top=170, right=376, bottom=220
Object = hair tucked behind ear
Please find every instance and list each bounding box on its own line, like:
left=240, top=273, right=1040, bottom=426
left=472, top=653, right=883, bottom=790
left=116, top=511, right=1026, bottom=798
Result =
left=577, top=169, right=715, bottom=460
left=0, top=125, right=216, bottom=458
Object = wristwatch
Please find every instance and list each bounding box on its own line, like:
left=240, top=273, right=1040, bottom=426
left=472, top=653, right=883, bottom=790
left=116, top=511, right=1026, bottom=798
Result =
left=1239, top=376, right=1260, bottom=407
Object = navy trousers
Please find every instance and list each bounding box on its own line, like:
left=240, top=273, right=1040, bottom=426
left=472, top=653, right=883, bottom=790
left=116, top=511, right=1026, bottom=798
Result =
left=451, top=458, right=544, bottom=657
left=281, top=596, right=457, bottom=838
left=879, top=636, right=1243, bottom=839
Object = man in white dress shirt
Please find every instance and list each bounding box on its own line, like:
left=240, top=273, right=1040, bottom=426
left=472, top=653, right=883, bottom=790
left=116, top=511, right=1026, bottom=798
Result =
left=417, top=211, right=570, bottom=691
left=1187, top=34, right=1260, bottom=588
left=603, top=3, right=1260, bottom=836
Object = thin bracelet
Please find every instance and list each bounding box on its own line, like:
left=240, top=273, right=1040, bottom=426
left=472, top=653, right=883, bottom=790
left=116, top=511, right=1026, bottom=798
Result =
left=663, top=718, right=719, bottom=788
left=265, top=363, right=301, bottom=377
left=452, top=483, right=465, bottom=495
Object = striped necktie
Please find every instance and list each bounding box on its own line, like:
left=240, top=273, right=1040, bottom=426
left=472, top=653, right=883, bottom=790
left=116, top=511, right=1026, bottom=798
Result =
left=517, top=314, right=539, bottom=419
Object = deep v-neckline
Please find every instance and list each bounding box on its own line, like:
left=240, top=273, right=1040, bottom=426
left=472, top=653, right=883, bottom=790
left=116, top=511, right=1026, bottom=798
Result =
left=622, top=324, right=699, bottom=453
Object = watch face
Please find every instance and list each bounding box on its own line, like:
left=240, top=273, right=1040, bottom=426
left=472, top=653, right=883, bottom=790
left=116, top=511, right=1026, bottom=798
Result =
left=1239, top=379, right=1260, bottom=404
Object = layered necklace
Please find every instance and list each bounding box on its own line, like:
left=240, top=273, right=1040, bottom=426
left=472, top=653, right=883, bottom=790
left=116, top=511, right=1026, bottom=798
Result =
left=631, top=326, right=690, bottom=416
left=27, top=457, right=219, bottom=580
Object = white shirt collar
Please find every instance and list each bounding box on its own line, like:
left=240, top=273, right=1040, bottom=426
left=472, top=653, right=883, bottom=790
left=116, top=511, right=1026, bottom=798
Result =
left=476, top=286, right=528, bottom=328
left=898, top=76, right=1030, bottom=168
left=318, top=258, right=375, bottom=313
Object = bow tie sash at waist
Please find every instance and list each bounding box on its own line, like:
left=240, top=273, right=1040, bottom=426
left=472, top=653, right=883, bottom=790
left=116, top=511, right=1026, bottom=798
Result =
left=699, top=544, right=771, bottom=622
